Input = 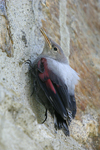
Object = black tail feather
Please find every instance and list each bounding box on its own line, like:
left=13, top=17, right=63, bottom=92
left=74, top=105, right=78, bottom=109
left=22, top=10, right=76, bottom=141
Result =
left=54, top=111, right=69, bottom=136
left=62, top=122, right=70, bottom=136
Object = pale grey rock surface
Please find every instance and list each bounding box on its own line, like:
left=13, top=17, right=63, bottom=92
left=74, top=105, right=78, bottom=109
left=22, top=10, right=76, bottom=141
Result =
left=0, top=0, right=99, bottom=150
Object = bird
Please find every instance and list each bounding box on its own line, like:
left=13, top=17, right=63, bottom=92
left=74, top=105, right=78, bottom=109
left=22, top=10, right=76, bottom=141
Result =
left=26, top=28, right=80, bottom=136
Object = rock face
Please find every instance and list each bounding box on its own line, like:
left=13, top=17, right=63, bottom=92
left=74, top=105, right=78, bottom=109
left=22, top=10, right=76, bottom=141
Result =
left=0, top=0, right=100, bottom=149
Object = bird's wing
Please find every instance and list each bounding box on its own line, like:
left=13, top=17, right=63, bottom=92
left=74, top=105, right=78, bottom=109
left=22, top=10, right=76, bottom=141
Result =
left=37, top=58, right=76, bottom=120
left=48, top=71, right=76, bottom=119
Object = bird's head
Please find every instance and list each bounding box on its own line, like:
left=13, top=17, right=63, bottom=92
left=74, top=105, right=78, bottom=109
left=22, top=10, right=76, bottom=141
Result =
left=40, top=28, right=68, bottom=63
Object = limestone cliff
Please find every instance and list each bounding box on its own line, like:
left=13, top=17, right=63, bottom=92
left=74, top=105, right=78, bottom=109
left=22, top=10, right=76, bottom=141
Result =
left=0, top=0, right=100, bottom=149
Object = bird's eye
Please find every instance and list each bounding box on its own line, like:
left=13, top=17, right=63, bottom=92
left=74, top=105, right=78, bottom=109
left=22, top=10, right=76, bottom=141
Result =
left=54, top=47, right=57, bottom=51
left=52, top=45, right=57, bottom=51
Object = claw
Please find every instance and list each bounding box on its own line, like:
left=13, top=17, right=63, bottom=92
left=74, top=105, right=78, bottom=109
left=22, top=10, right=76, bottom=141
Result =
left=41, top=109, right=47, bottom=124
left=25, top=59, right=31, bottom=64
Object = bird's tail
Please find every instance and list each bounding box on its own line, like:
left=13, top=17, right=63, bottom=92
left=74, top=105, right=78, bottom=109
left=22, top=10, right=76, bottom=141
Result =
left=54, top=111, right=69, bottom=136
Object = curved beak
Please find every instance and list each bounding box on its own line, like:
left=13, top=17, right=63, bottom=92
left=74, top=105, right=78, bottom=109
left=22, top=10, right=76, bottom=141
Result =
left=40, top=28, right=52, bottom=49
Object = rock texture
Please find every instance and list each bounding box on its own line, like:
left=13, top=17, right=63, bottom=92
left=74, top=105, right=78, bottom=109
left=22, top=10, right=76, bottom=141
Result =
left=0, top=0, right=100, bottom=149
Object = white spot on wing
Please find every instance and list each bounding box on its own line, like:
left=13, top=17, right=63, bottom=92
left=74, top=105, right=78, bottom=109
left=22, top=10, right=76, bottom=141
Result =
left=50, top=96, right=53, bottom=102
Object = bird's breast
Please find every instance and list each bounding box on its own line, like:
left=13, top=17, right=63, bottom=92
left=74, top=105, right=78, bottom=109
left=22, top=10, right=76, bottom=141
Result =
left=46, top=57, right=80, bottom=94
